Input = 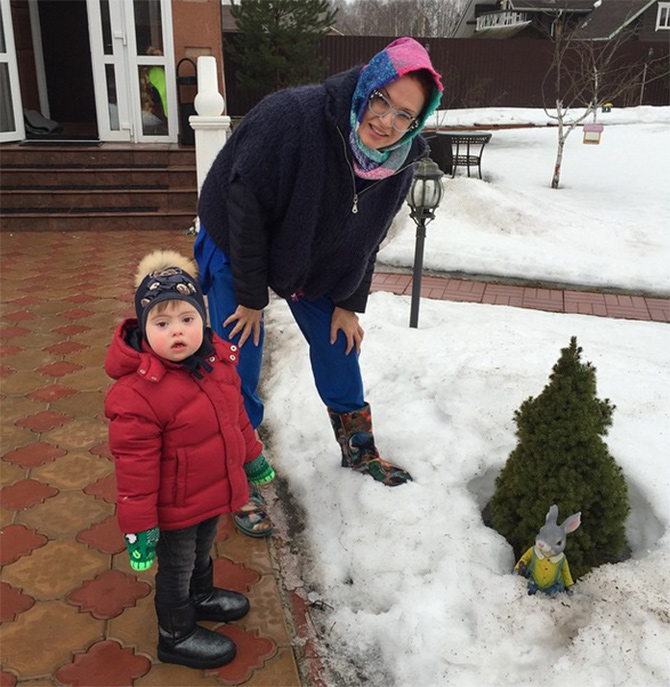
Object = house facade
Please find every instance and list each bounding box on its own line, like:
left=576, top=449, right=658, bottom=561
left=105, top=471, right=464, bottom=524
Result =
left=0, top=0, right=224, bottom=144
left=452, top=0, right=670, bottom=41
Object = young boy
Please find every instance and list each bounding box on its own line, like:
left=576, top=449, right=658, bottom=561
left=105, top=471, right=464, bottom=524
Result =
left=105, top=250, right=274, bottom=669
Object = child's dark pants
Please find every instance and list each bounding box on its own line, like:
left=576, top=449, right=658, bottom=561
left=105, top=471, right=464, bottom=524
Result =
left=154, top=515, right=219, bottom=605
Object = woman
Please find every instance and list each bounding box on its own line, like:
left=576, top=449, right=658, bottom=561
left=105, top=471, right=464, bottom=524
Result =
left=195, top=37, right=443, bottom=536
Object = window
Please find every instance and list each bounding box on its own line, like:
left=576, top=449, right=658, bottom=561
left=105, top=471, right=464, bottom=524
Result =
left=657, top=2, right=670, bottom=30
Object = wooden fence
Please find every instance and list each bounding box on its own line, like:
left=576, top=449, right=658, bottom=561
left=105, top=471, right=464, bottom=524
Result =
left=222, top=34, right=669, bottom=117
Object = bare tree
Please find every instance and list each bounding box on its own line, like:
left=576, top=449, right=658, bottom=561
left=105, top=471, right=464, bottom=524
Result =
left=330, top=0, right=463, bottom=37
left=542, top=22, right=666, bottom=189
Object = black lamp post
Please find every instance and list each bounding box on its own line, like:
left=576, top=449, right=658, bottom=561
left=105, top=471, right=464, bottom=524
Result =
left=407, top=155, right=444, bottom=328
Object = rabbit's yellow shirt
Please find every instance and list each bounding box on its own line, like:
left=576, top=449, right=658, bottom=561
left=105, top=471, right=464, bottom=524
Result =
left=516, top=546, right=575, bottom=590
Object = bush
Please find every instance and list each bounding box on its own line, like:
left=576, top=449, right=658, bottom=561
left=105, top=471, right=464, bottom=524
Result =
left=490, top=336, right=630, bottom=579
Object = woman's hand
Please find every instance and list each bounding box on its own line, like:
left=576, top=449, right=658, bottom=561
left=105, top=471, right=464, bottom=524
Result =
left=330, top=306, right=364, bottom=355
left=223, top=306, right=263, bottom=347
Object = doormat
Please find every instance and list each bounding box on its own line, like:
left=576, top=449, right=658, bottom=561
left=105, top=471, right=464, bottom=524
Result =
left=20, top=139, right=102, bottom=147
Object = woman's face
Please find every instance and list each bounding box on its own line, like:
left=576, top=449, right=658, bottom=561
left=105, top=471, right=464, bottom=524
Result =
left=356, top=74, right=426, bottom=150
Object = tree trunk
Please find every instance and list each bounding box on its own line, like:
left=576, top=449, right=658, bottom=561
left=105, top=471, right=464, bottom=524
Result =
left=552, top=100, right=565, bottom=189
left=552, top=139, right=565, bottom=189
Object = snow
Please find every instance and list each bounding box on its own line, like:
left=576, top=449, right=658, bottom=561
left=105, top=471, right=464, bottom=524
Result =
left=259, top=106, right=670, bottom=686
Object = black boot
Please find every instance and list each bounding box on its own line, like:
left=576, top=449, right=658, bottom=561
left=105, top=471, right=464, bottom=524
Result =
left=155, top=598, right=236, bottom=669
left=328, top=403, right=412, bottom=486
left=190, top=558, right=250, bottom=623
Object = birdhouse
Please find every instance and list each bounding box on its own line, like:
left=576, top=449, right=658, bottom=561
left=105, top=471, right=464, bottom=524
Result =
left=602, top=102, right=613, bottom=113
left=582, top=123, right=604, bottom=145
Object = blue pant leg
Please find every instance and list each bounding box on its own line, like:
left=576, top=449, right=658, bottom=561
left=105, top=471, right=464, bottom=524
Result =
left=207, top=265, right=265, bottom=429
left=286, top=296, right=365, bottom=413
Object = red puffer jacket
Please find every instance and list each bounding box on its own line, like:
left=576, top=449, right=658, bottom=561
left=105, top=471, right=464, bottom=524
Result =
left=104, top=319, right=262, bottom=533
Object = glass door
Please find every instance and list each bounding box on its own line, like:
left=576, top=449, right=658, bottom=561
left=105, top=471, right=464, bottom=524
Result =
left=0, top=0, right=25, bottom=143
left=87, top=0, right=177, bottom=142
left=87, top=0, right=132, bottom=141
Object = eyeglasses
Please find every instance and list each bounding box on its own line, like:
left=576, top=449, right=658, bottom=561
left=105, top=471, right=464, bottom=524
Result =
left=367, top=90, right=419, bottom=133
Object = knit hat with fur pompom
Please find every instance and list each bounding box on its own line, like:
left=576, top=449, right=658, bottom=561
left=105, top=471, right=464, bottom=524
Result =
left=134, top=250, right=206, bottom=336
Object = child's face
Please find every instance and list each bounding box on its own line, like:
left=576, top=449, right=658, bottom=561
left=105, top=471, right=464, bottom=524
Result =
left=145, top=300, right=204, bottom=362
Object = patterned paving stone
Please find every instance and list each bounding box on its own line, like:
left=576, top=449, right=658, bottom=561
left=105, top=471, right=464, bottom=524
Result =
left=13, top=330, right=68, bottom=349
left=0, top=395, right=46, bottom=424
left=18, top=490, right=113, bottom=539
left=0, top=424, right=35, bottom=453
left=2, top=311, right=37, bottom=323
left=0, top=370, right=51, bottom=395
left=67, top=569, right=152, bottom=619
left=213, top=556, right=261, bottom=592
left=107, top=594, right=157, bottom=659
left=135, top=663, right=223, bottom=685
left=241, top=575, right=292, bottom=646
left=2, top=540, right=108, bottom=598
left=216, top=522, right=274, bottom=577
left=76, top=514, right=125, bottom=554
left=1, top=441, right=66, bottom=468
left=36, top=361, right=85, bottom=377
left=1, top=600, right=104, bottom=678
left=8, top=296, right=46, bottom=307
left=0, top=326, right=31, bottom=341
left=44, top=341, right=89, bottom=355
left=205, top=624, right=276, bottom=684
left=0, top=670, right=17, bottom=686
left=0, top=348, right=54, bottom=370
left=90, top=441, right=113, bottom=459
left=65, top=293, right=97, bottom=304
left=49, top=389, right=104, bottom=416
left=31, top=452, right=112, bottom=489
left=0, top=507, right=14, bottom=528
left=62, top=308, right=96, bottom=321
left=27, top=384, right=78, bottom=403
left=0, top=524, right=47, bottom=565
left=67, top=346, right=107, bottom=368
left=52, top=324, right=91, bottom=336
left=56, top=365, right=109, bottom=392
left=54, top=640, right=151, bottom=686
left=242, top=647, right=301, bottom=687
left=0, top=479, right=58, bottom=510
left=15, top=409, right=71, bottom=432
left=84, top=473, right=117, bottom=504
left=42, top=417, right=108, bottom=451
left=26, top=299, right=73, bottom=317
left=0, top=461, right=24, bottom=488
left=0, top=344, right=22, bottom=357
left=0, top=581, right=35, bottom=622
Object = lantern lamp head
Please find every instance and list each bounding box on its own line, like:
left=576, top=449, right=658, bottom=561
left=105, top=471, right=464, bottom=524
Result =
left=408, top=155, right=444, bottom=224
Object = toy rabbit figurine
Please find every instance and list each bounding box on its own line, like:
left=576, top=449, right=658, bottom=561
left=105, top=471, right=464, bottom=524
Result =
left=514, top=504, right=581, bottom=595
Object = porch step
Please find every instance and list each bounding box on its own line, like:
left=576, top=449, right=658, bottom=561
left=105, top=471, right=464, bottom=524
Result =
left=0, top=143, right=198, bottom=232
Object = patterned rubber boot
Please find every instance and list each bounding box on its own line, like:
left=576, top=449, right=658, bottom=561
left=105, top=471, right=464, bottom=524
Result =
left=327, top=403, right=412, bottom=486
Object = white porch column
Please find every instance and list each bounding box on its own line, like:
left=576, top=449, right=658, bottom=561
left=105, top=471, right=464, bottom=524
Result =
left=189, top=56, right=231, bottom=230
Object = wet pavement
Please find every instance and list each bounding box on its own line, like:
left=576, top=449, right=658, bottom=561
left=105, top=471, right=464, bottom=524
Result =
left=1, top=229, right=668, bottom=686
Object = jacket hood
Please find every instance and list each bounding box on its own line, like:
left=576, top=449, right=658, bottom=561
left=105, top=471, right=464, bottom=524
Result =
left=105, top=319, right=166, bottom=382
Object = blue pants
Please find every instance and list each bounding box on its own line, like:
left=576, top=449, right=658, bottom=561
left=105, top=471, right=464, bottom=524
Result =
left=206, top=263, right=365, bottom=429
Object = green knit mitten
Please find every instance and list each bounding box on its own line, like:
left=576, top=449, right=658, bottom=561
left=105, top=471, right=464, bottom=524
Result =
left=244, top=453, right=275, bottom=485
left=124, top=526, right=160, bottom=571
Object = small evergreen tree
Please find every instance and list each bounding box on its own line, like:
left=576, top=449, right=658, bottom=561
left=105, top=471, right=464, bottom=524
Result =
left=229, top=0, right=337, bottom=95
left=490, top=337, right=629, bottom=579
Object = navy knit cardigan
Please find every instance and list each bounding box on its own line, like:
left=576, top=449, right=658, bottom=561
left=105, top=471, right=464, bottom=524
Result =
left=197, top=67, right=428, bottom=313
